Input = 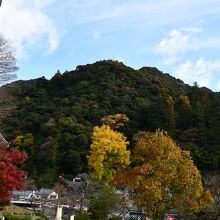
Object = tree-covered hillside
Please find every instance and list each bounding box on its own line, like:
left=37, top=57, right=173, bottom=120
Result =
left=0, top=60, right=219, bottom=186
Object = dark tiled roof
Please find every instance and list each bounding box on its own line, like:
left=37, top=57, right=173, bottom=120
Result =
left=12, top=190, right=33, bottom=196
left=36, top=188, right=55, bottom=195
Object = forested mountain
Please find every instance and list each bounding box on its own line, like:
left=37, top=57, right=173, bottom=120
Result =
left=0, top=60, right=219, bottom=186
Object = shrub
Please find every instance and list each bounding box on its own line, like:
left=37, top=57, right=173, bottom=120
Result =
left=4, top=214, right=32, bottom=220
left=108, top=217, right=122, bottom=220
left=75, top=213, right=91, bottom=220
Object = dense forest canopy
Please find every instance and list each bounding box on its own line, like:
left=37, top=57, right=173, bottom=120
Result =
left=0, top=60, right=219, bottom=186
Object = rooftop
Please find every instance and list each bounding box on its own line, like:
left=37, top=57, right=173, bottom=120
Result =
left=36, top=188, right=56, bottom=195
left=12, top=190, right=33, bottom=196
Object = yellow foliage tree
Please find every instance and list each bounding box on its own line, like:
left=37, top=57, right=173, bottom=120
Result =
left=13, top=133, right=34, bottom=150
left=114, top=130, right=213, bottom=220
left=87, top=124, right=130, bottom=182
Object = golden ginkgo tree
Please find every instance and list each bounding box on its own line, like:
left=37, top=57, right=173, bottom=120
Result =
left=87, top=124, right=130, bottom=183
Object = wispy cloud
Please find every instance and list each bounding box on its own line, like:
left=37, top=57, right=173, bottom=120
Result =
left=62, top=0, right=220, bottom=27
left=0, top=0, right=58, bottom=58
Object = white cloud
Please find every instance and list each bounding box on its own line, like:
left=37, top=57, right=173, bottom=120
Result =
left=174, top=58, right=220, bottom=89
left=155, top=23, right=220, bottom=90
left=156, top=27, right=220, bottom=65
left=0, top=0, right=58, bottom=58
left=156, top=30, right=192, bottom=64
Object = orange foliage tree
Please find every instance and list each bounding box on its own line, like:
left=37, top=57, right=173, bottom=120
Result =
left=114, top=130, right=213, bottom=220
left=100, top=114, right=129, bottom=130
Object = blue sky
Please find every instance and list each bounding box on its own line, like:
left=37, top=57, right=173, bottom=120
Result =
left=1, top=0, right=220, bottom=91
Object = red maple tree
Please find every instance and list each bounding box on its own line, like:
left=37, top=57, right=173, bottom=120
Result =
left=0, top=142, right=28, bottom=203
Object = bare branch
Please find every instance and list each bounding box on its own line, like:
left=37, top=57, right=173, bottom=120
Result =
left=0, top=34, right=18, bottom=84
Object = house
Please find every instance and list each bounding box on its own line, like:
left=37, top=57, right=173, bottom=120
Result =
left=73, top=173, right=89, bottom=183
left=35, top=188, right=58, bottom=200
left=73, top=177, right=82, bottom=183
left=11, top=190, right=35, bottom=201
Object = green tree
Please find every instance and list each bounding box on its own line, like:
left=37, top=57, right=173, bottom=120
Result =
left=13, top=133, right=34, bottom=151
left=88, top=185, right=119, bottom=220
left=87, top=124, right=130, bottom=182
left=175, top=95, right=192, bottom=129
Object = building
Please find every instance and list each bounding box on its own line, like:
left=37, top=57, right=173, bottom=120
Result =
left=11, top=188, right=59, bottom=202
left=123, top=210, right=149, bottom=220
left=35, top=188, right=59, bottom=200
left=11, top=190, right=35, bottom=201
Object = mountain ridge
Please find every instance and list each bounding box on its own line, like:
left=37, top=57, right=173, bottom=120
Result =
left=0, top=60, right=219, bottom=186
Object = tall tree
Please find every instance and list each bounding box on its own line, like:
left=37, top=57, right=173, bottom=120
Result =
left=0, top=34, right=18, bottom=84
left=114, top=130, right=213, bottom=220
left=0, top=141, right=27, bottom=203
left=87, top=124, right=130, bottom=182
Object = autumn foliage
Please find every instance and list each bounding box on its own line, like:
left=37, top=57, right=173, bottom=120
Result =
left=87, top=124, right=130, bottom=182
left=114, top=130, right=214, bottom=219
left=0, top=143, right=27, bottom=203
left=100, top=114, right=129, bottom=130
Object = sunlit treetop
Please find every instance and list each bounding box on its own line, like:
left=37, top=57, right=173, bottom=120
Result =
left=87, top=124, right=130, bottom=182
